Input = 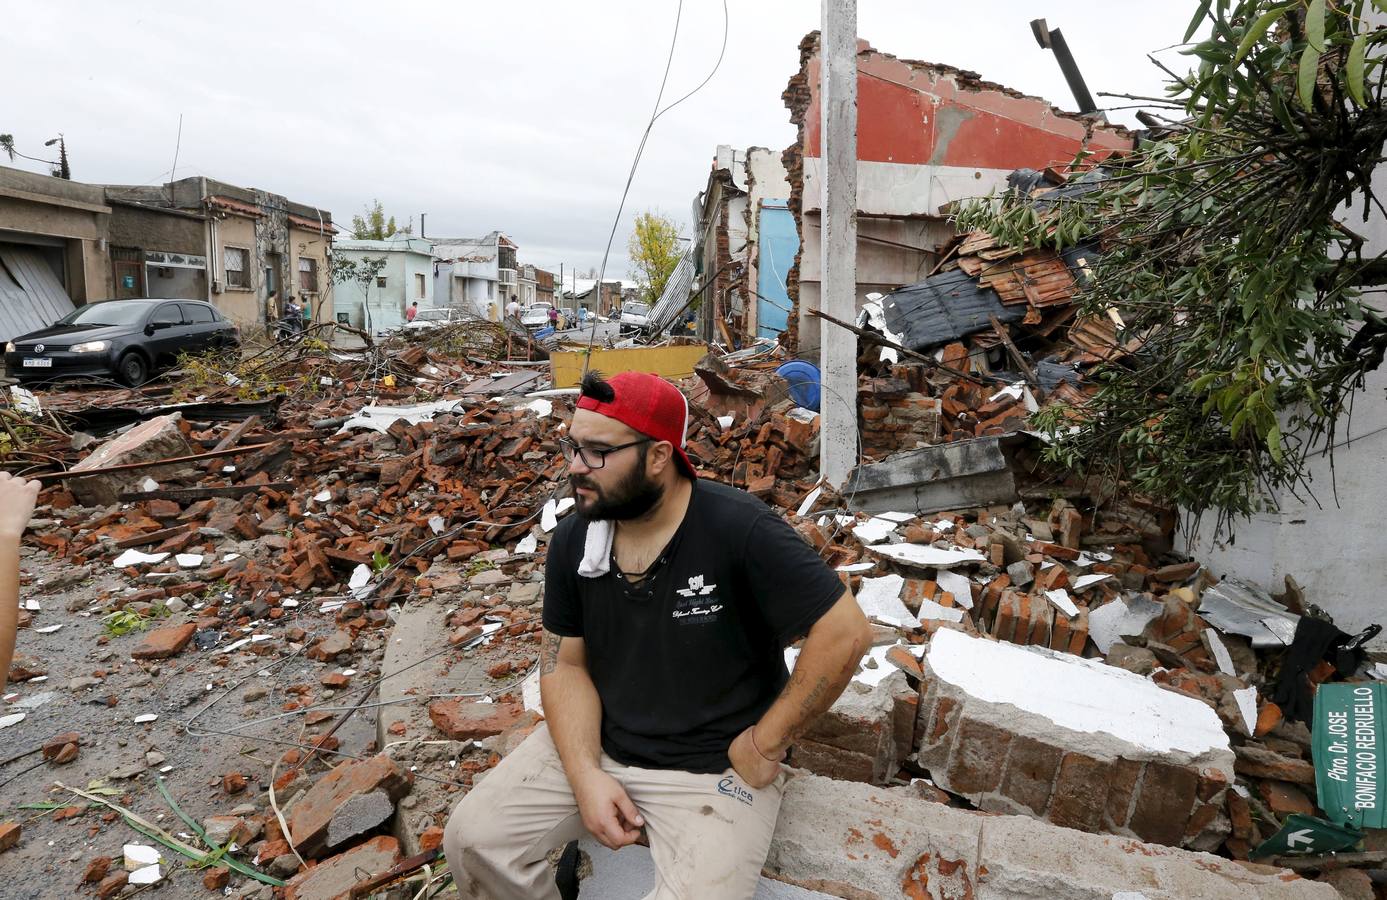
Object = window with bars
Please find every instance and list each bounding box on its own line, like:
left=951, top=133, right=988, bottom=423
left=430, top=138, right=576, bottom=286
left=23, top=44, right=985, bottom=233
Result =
left=224, top=247, right=250, bottom=288
left=298, top=257, right=318, bottom=293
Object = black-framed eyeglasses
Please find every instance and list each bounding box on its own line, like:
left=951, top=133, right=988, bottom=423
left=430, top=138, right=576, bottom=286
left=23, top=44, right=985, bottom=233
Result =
left=558, top=437, right=651, bottom=469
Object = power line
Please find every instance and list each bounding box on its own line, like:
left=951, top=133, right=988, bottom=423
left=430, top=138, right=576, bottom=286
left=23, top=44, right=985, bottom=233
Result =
left=582, top=0, right=730, bottom=365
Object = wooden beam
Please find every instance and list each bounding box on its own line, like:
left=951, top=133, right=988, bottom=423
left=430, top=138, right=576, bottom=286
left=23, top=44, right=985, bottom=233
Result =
left=35, top=442, right=274, bottom=483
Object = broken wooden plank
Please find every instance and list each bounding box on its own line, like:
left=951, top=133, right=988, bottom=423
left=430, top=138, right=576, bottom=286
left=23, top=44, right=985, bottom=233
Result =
left=117, top=483, right=296, bottom=503
left=35, top=442, right=275, bottom=483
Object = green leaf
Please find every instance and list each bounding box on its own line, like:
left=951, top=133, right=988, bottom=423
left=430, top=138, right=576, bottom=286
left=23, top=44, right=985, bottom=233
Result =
left=1267, top=423, right=1284, bottom=462
left=1348, top=32, right=1368, bottom=106
left=1306, top=0, right=1326, bottom=52
left=1185, top=0, right=1213, bottom=42
left=1298, top=44, right=1321, bottom=110
left=1235, top=5, right=1292, bottom=64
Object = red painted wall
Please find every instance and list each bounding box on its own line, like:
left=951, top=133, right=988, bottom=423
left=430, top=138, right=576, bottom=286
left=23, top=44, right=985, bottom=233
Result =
left=802, top=53, right=1132, bottom=170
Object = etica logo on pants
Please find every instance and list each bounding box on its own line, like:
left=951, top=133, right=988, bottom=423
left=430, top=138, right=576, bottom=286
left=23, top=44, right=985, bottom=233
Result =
left=717, top=777, right=754, bottom=806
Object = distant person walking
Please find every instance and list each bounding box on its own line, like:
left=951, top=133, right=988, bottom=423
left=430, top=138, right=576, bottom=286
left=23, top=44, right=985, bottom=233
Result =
left=548, top=306, right=560, bottom=329
left=407, top=301, right=419, bottom=323
left=506, top=297, right=521, bottom=321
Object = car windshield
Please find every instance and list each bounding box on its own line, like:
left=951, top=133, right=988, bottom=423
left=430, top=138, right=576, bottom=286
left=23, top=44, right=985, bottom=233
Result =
left=56, top=301, right=153, bottom=327
left=623, top=303, right=650, bottom=316
left=416, top=309, right=450, bottom=322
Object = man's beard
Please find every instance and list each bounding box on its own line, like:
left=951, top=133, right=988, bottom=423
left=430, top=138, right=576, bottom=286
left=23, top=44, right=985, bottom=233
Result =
left=571, top=467, right=664, bottom=521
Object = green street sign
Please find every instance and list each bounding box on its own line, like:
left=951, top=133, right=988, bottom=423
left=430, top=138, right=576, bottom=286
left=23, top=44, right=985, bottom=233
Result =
left=1314, top=683, right=1387, bottom=828
left=1253, top=813, right=1361, bottom=857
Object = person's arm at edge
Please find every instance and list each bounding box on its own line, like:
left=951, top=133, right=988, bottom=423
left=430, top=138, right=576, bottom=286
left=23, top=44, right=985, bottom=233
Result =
left=538, top=629, right=645, bottom=848
left=0, top=474, right=42, bottom=695
left=730, top=589, right=872, bottom=788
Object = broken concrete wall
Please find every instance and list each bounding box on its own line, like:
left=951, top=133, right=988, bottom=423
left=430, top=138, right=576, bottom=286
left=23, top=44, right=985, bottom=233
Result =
left=764, top=772, right=1331, bottom=899
left=914, top=629, right=1234, bottom=850
left=780, top=31, right=1134, bottom=355
left=67, top=413, right=194, bottom=507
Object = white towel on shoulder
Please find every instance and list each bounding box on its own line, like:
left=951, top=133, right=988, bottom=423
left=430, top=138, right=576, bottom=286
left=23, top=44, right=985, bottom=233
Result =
left=578, top=519, right=614, bottom=578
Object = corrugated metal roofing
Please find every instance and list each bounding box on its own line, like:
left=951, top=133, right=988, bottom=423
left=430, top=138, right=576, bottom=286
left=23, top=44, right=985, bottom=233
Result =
left=880, top=268, right=1025, bottom=352
left=648, top=249, right=696, bottom=334
left=0, top=245, right=76, bottom=343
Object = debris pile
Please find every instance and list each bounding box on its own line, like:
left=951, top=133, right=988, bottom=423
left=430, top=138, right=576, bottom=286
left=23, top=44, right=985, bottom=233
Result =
left=0, top=327, right=1375, bottom=896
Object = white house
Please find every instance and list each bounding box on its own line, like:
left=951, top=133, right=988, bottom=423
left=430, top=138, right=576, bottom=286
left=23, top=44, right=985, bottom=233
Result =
left=431, top=231, right=517, bottom=321
left=333, top=236, right=434, bottom=333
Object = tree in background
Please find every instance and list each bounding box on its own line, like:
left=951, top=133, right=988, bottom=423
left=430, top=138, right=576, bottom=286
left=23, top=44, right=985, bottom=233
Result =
left=331, top=254, right=389, bottom=334
left=350, top=200, right=410, bottom=240
left=957, top=0, right=1387, bottom=532
left=627, top=211, right=682, bottom=305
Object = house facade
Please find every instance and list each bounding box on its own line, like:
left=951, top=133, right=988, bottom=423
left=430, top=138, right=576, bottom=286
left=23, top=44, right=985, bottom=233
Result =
left=102, top=176, right=336, bottom=328
left=0, top=164, right=111, bottom=340
left=780, top=32, right=1133, bottom=353
left=333, top=236, right=435, bottom=333
left=431, top=231, right=517, bottom=321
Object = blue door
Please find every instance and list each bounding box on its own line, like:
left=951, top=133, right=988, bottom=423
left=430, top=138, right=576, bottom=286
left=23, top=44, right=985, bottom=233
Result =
left=757, top=200, right=798, bottom=341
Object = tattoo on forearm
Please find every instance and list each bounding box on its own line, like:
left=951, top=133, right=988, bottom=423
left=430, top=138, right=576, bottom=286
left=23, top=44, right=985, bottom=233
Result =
left=540, top=630, right=563, bottom=676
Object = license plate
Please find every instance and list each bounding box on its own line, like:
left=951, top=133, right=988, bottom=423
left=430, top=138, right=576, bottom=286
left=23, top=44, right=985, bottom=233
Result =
left=22, top=358, right=52, bottom=368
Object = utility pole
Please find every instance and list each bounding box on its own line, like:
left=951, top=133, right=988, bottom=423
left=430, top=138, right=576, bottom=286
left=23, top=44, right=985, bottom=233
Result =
left=420, top=213, right=426, bottom=239
left=819, top=0, right=860, bottom=489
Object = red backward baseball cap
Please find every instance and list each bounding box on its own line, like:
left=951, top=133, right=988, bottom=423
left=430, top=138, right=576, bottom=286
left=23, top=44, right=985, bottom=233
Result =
left=576, top=371, right=697, bottom=478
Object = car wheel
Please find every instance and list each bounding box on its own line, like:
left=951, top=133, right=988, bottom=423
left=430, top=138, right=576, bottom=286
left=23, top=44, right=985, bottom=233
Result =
left=117, top=351, right=148, bottom=387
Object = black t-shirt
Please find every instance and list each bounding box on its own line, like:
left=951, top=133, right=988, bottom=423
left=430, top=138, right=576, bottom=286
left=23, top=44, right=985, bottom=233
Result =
left=542, top=479, right=846, bottom=773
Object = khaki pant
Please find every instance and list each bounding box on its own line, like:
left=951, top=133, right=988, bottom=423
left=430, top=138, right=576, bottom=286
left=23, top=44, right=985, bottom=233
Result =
left=444, top=724, right=786, bottom=900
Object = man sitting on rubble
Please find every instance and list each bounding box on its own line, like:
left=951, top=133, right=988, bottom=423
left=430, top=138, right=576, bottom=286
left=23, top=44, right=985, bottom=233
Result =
left=444, top=371, right=872, bottom=899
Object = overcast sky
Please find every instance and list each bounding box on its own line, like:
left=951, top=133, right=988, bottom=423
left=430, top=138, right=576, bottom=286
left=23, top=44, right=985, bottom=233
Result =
left=3, top=1, right=1195, bottom=282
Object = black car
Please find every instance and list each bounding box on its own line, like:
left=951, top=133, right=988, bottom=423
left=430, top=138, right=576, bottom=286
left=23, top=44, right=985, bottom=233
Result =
left=4, top=298, right=240, bottom=387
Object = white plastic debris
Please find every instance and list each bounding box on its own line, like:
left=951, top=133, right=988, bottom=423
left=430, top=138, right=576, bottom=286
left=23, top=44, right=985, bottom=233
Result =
left=835, top=562, right=875, bottom=573
left=22, top=598, right=39, bottom=611
left=1087, top=595, right=1164, bottom=654
left=917, top=599, right=964, bottom=624
left=1233, top=686, right=1259, bottom=736
left=796, top=485, right=823, bottom=517
left=525, top=398, right=554, bottom=418
left=281, top=598, right=299, bottom=609
left=855, top=575, right=920, bottom=628
left=716, top=415, right=734, bottom=430
left=1044, top=588, right=1080, bottom=619
left=348, top=564, right=373, bottom=598
left=338, top=399, right=464, bottom=434
left=988, top=382, right=1025, bottom=403
left=852, top=517, right=898, bottom=545
left=133, top=714, right=158, bottom=724
left=10, top=385, right=41, bottom=414
left=141, top=477, right=160, bottom=492
left=34, top=624, right=62, bottom=634
left=113, top=550, right=170, bottom=568
left=0, top=712, right=25, bottom=728
left=224, top=373, right=242, bottom=387
left=868, top=544, right=985, bottom=569
left=522, top=668, right=543, bottom=714
left=1072, top=572, right=1114, bottom=591
left=935, top=571, right=974, bottom=610
left=429, top=515, right=446, bottom=535
left=541, top=498, right=575, bottom=533
left=123, top=843, right=160, bottom=870
left=1206, top=630, right=1237, bottom=677
left=874, top=511, right=916, bottom=523
left=129, top=864, right=162, bottom=885
left=514, top=533, right=539, bottom=555
left=175, top=553, right=204, bottom=569
left=313, top=489, right=332, bottom=503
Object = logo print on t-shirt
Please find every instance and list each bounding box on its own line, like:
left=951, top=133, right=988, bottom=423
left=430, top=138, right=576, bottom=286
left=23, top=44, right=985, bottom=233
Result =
left=673, top=574, right=722, bottom=623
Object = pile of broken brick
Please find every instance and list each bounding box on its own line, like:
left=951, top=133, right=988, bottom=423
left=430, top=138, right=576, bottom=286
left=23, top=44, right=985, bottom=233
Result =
left=0, top=333, right=1376, bottom=897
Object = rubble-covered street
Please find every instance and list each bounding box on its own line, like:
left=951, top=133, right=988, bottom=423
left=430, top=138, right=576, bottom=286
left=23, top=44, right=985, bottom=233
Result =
left=0, top=304, right=1374, bottom=898
left=5, top=1, right=1387, bottom=898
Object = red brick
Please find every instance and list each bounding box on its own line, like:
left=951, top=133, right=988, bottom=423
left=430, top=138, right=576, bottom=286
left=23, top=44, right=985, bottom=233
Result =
left=0, top=822, right=18, bottom=852
left=1128, top=762, right=1199, bottom=846
left=284, top=836, right=402, bottom=900
left=287, top=755, right=413, bottom=856
left=97, top=872, right=128, bottom=899
left=1047, top=752, right=1109, bottom=832
left=82, top=856, right=112, bottom=883
left=223, top=772, right=248, bottom=795
left=1227, top=790, right=1253, bottom=839
left=945, top=716, right=1013, bottom=795
left=1104, top=759, right=1144, bottom=831
left=1259, top=780, right=1315, bottom=816
left=999, top=736, right=1061, bottom=816
left=130, top=622, right=196, bottom=659
left=202, top=866, right=231, bottom=890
